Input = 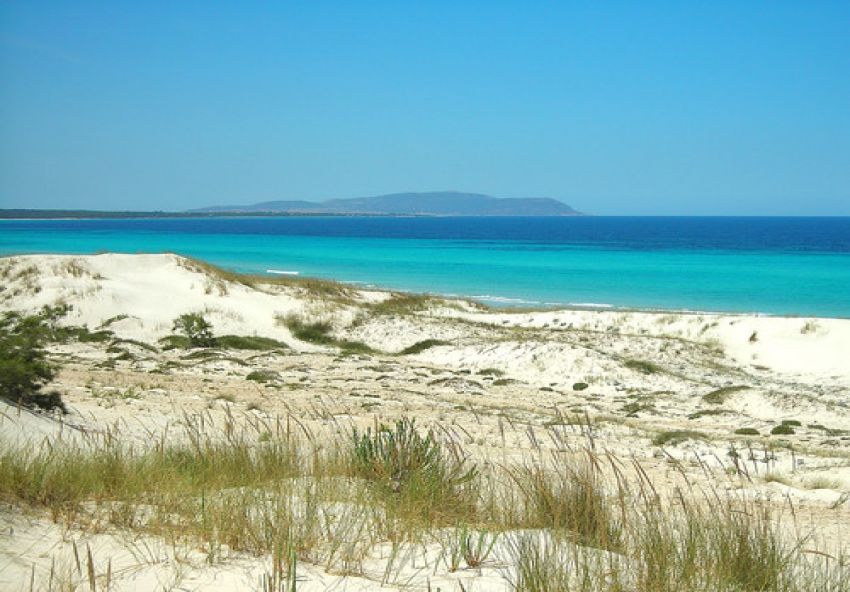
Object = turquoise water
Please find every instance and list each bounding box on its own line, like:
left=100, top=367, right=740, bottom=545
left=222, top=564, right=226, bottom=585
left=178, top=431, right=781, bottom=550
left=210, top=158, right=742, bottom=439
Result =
left=1, top=216, right=849, bottom=317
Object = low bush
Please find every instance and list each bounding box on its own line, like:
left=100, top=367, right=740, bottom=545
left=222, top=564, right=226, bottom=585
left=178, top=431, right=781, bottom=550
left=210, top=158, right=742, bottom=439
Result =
left=771, top=425, right=795, bottom=436
left=351, top=419, right=478, bottom=523
left=624, top=359, right=664, bottom=375
left=734, top=427, right=760, bottom=436
left=0, top=307, right=65, bottom=412
left=216, top=335, right=288, bottom=351
left=703, top=385, right=749, bottom=405
left=652, top=430, right=708, bottom=446
left=173, top=313, right=215, bottom=348
left=246, top=370, right=281, bottom=383
left=399, top=339, right=450, bottom=355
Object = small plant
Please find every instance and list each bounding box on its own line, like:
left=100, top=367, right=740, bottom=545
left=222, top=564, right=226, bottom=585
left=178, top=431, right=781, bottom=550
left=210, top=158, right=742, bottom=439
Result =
left=172, top=313, right=215, bottom=347
left=216, top=335, right=288, bottom=351
left=399, top=339, right=450, bottom=355
left=351, top=419, right=478, bottom=522
left=652, top=430, right=708, bottom=446
left=0, top=306, right=67, bottom=412
left=280, top=314, right=334, bottom=345
left=440, top=526, right=498, bottom=572
left=247, top=370, right=281, bottom=383
left=703, top=385, right=749, bottom=405
left=771, top=424, right=795, bottom=436
left=780, top=419, right=801, bottom=427
left=624, top=359, right=663, bottom=375
left=572, top=382, right=589, bottom=391
left=801, top=320, right=819, bottom=334
left=734, top=427, right=760, bottom=436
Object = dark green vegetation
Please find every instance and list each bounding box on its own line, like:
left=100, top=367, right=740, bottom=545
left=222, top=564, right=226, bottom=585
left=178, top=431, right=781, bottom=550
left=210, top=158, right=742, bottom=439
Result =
left=652, top=430, right=708, bottom=446
left=280, top=314, right=374, bottom=355
left=351, top=419, right=478, bottom=523
left=703, top=385, right=749, bottom=404
left=173, top=313, right=216, bottom=347
left=165, top=313, right=288, bottom=352
left=246, top=370, right=281, bottom=383
left=0, top=306, right=65, bottom=412
left=771, top=425, right=796, bottom=436
left=398, top=339, right=450, bottom=355
left=624, top=359, right=664, bottom=375
left=734, top=427, right=760, bottom=436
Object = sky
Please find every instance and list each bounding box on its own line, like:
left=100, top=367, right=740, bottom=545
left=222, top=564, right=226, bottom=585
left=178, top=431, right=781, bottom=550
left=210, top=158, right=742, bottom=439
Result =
left=0, top=2, right=848, bottom=215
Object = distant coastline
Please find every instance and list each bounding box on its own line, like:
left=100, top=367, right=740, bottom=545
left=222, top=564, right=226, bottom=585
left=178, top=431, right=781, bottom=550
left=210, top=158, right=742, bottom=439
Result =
left=0, top=209, right=431, bottom=220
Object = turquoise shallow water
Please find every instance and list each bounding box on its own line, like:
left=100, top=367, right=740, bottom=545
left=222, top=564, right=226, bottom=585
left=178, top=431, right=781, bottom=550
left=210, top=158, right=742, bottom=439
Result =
left=1, top=216, right=849, bottom=317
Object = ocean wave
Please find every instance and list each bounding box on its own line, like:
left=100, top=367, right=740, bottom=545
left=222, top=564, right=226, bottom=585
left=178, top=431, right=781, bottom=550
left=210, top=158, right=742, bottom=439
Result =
left=569, top=302, right=614, bottom=308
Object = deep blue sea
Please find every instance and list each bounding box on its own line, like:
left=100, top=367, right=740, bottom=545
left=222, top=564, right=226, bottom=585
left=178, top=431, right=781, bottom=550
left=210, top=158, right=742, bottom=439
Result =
left=1, top=216, right=849, bottom=317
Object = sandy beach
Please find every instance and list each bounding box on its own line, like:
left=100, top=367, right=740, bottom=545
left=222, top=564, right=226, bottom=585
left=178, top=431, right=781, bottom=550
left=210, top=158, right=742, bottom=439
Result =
left=1, top=253, right=848, bottom=591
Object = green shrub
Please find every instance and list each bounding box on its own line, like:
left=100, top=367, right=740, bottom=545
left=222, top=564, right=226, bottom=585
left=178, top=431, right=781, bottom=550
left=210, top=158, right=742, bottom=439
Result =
left=399, top=339, right=450, bottom=355
left=624, top=359, right=663, bottom=375
left=158, top=335, right=192, bottom=350
left=770, top=425, right=795, bottom=436
left=351, top=419, right=478, bottom=522
left=280, top=314, right=334, bottom=345
left=0, top=307, right=64, bottom=411
left=780, top=419, right=801, bottom=427
left=172, top=313, right=215, bottom=348
left=734, top=428, right=760, bottom=436
left=703, top=385, right=749, bottom=405
left=572, top=382, right=589, bottom=391
left=216, top=335, right=288, bottom=351
left=652, top=430, right=708, bottom=446
left=337, top=340, right=375, bottom=355
left=246, top=370, right=281, bottom=383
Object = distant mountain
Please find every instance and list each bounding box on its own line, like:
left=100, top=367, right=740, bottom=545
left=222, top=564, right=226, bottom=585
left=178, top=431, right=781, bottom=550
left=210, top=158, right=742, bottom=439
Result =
left=191, top=192, right=582, bottom=216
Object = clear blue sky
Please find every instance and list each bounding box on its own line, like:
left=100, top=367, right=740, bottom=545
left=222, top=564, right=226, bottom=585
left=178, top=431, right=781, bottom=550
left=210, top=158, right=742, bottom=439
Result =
left=1, top=1, right=848, bottom=215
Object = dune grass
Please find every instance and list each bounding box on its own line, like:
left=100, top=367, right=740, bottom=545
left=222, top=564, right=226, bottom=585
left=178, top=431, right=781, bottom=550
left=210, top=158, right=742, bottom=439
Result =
left=2, top=415, right=846, bottom=591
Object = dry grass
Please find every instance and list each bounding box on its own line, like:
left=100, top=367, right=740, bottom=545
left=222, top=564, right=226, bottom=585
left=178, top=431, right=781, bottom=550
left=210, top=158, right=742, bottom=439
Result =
left=2, top=414, right=847, bottom=591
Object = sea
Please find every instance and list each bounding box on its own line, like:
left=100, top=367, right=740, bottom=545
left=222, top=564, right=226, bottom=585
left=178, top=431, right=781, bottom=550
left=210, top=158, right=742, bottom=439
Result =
left=1, top=216, right=849, bottom=317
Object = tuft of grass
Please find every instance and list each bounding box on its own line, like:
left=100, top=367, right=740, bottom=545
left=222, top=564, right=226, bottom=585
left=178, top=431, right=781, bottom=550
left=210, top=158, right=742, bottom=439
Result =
left=771, top=424, right=795, bottom=436
left=734, top=427, right=760, bottom=436
left=158, top=335, right=192, bottom=350
left=368, top=293, right=438, bottom=316
left=336, top=340, right=376, bottom=355
left=351, top=418, right=478, bottom=524
left=246, top=370, right=281, bottom=383
left=507, top=457, right=622, bottom=551
left=652, top=430, right=708, bottom=446
left=572, top=382, right=589, bottom=391
left=493, top=378, right=516, bottom=386
left=278, top=314, right=335, bottom=345
left=0, top=412, right=846, bottom=591
left=216, top=334, right=289, bottom=351
left=624, top=359, right=664, bottom=375
left=703, top=385, right=749, bottom=405
left=398, top=339, right=450, bottom=355
left=688, top=408, right=730, bottom=419
left=279, top=314, right=374, bottom=354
